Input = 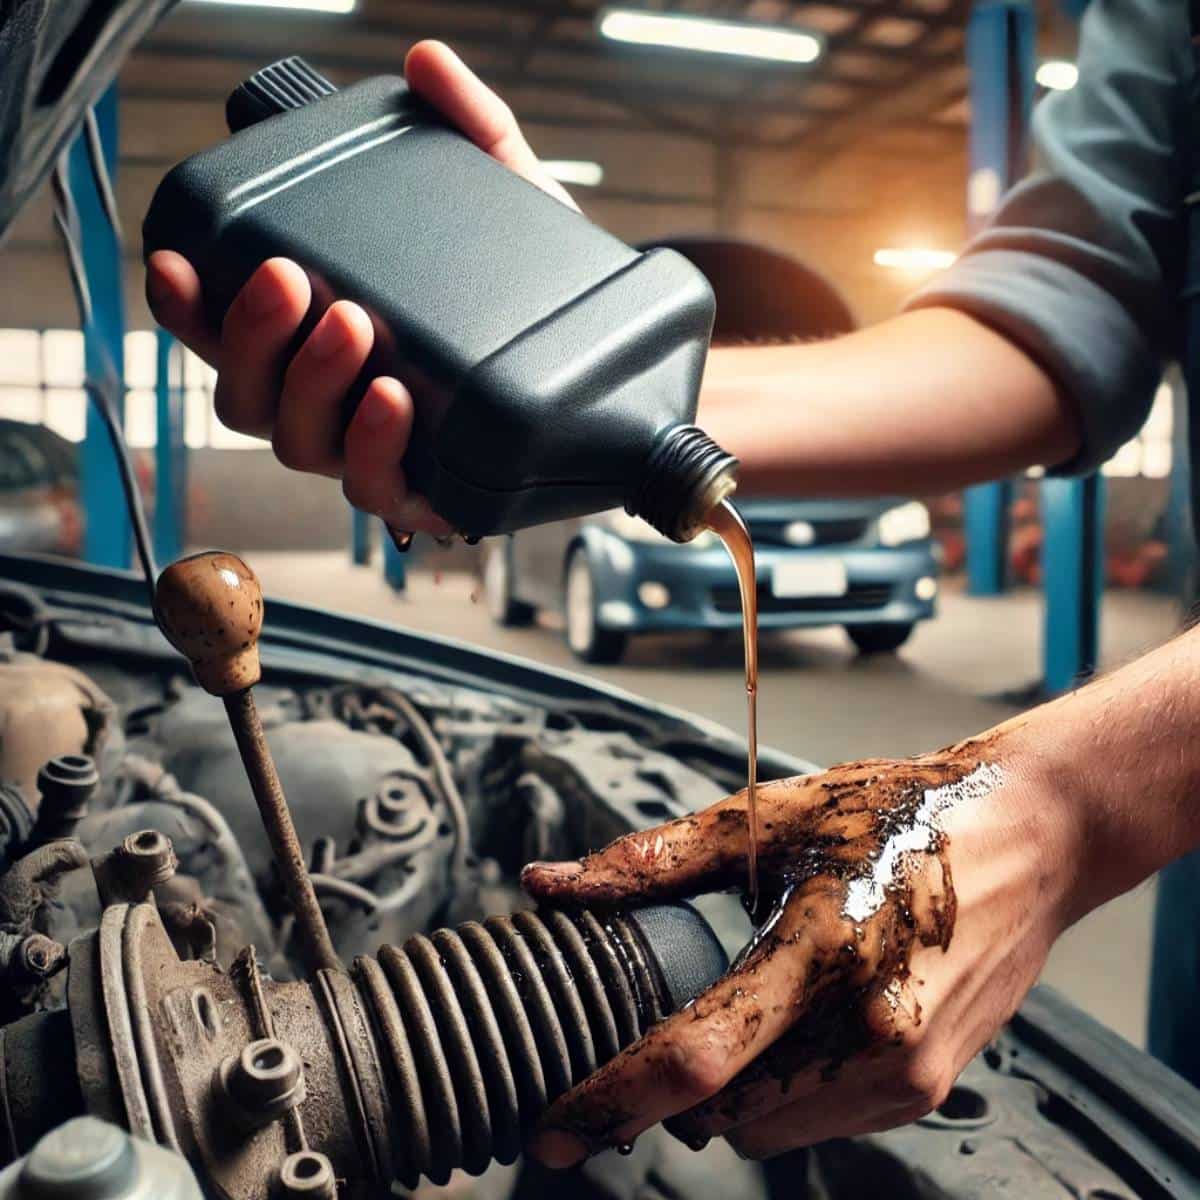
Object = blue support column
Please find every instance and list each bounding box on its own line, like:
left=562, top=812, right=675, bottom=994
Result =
left=154, top=330, right=186, bottom=564
left=69, top=86, right=130, bottom=568
left=1041, top=474, right=1105, bottom=692
left=1029, top=1, right=1104, bottom=690
left=351, top=507, right=372, bottom=565
left=1165, top=370, right=1194, bottom=606
left=382, top=523, right=407, bottom=591
left=963, top=1, right=1036, bottom=595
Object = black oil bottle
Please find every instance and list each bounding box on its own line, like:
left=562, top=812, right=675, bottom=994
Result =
left=143, top=57, right=738, bottom=542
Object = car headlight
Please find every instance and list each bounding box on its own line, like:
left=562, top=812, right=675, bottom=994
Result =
left=600, top=510, right=718, bottom=548
left=877, top=501, right=931, bottom=546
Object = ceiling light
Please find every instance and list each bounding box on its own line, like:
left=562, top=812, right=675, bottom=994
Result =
left=598, top=9, right=822, bottom=64
left=188, top=0, right=356, bottom=12
left=1036, top=59, right=1078, bottom=91
left=542, top=160, right=605, bottom=187
left=874, top=248, right=957, bottom=273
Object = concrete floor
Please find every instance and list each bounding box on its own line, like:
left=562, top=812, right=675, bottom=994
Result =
left=253, top=550, right=1181, bottom=1048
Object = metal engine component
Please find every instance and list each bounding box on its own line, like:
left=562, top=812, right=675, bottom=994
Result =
left=0, top=1116, right=201, bottom=1199
left=0, top=653, right=115, bottom=800
left=29, top=755, right=98, bottom=848
left=0, top=875, right=724, bottom=1198
left=1, top=551, right=1196, bottom=1200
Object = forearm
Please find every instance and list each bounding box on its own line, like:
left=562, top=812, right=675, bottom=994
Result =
left=699, top=307, right=1082, bottom=497
left=1002, top=627, right=1200, bottom=922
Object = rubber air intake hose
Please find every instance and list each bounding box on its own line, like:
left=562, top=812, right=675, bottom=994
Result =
left=351, top=902, right=728, bottom=1188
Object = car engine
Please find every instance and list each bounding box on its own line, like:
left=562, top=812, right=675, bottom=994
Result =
left=0, top=560, right=1191, bottom=1200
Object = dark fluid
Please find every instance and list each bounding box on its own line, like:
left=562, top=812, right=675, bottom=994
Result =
left=707, top=497, right=760, bottom=914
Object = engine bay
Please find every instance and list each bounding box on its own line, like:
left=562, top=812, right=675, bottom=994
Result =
left=0, top=560, right=1193, bottom=1199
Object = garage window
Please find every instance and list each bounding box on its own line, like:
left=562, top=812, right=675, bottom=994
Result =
left=0, top=328, right=260, bottom=449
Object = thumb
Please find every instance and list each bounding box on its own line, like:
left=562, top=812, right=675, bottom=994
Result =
left=521, top=789, right=765, bottom=907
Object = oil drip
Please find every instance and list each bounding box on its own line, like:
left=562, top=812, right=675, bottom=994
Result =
left=706, top=497, right=760, bottom=914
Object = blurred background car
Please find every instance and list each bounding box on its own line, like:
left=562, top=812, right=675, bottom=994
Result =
left=483, top=239, right=939, bottom=663
left=0, top=418, right=82, bottom=555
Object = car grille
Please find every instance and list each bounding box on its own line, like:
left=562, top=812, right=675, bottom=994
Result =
left=712, top=583, right=893, bottom=615
left=745, top=517, right=870, bottom=547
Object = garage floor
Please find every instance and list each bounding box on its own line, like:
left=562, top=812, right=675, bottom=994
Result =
left=253, top=550, right=1181, bottom=1050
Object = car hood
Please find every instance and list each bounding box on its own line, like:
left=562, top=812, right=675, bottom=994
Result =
left=0, top=550, right=817, bottom=783
left=0, top=0, right=177, bottom=242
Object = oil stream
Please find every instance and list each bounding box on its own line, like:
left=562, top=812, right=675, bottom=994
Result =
left=706, top=496, right=760, bottom=913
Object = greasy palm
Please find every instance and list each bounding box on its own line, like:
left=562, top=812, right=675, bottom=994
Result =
left=521, top=735, right=1077, bottom=1163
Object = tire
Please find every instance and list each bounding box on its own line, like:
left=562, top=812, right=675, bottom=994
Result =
left=846, top=622, right=915, bottom=655
left=564, top=549, right=628, bottom=664
left=483, top=541, right=535, bottom=627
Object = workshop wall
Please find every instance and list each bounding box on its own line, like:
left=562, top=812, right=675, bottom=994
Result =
left=0, top=128, right=965, bottom=329
left=0, top=8, right=969, bottom=333
left=0, top=1, right=968, bottom=556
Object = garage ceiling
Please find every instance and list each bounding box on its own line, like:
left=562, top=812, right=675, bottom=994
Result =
left=128, top=0, right=973, bottom=162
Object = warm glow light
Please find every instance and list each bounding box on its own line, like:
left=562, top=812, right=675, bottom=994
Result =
left=598, top=9, right=822, bottom=64
left=874, top=248, right=957, bottom=272
left=542, top=160, right=605, bottom=187
left=189, top=0, right=356, bottom=11
left=1036, top=60, right=1078, bottom=91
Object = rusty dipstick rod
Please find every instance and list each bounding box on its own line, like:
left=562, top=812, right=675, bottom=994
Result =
left=154, top=551, right=342, bottom=976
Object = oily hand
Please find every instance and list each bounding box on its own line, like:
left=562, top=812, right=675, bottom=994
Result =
left=145, top=41, right=573, bottom=536
left=521, top=745, right=1067, bottom=1163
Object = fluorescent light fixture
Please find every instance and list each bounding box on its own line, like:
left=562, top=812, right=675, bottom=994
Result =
left=598, top=8, right=822, bottom=64
left=542, top=160, right=605, bottom=188
left=874, top=247, right=956, bottom=273
left=1036, top=59, right=1078, bottom=91
left=189, top=0, right=356, bottom=12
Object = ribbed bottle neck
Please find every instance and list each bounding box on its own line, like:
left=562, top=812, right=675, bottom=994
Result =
left=627, top=425, right=739, bottom=542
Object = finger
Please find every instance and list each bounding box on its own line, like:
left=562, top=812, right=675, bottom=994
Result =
left=521, top=776, right=836, bottom=906
left=404, top=40, right=577, bottom=209
left=145, top=251, right=221, bottom=363
left=521, top=800, right=745, bottom=907
left=715, top=1000, right=942, bottom=1161
left=668, top=954, right=919, bottom=1146
left=527, top=876, right=854, bottom=1169
left=272, top=300, right=374, bottom=477
left=723, top=1084, right=922, bottom=1161
left=343, top=377, right=453, bottom=535
left=213, top=258, right=311, bottom=438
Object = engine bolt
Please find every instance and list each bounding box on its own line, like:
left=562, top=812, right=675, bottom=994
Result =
left=279, top=1150, right=337, bottom=1198
left=218, top=1038, right=306, bottom=1131
left=361, top=778, right=427, bottom=841
left=120, top=830, right=178, bottom=889
left=19, top=1116, right=138, bottom=1198
left=31, top=754, right=98, bottom=845
left=18, top=934, right=66, bottom=981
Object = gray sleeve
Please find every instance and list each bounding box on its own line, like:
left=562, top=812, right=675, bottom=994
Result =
left=906, top=0, right=1190, bottom=475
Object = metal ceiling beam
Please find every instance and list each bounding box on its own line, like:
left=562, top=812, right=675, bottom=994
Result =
left=136, top=39, right=964, bottom=137
left=147, top=9, right=953, bottom=68
left=768, top=0, right=972, bottom=158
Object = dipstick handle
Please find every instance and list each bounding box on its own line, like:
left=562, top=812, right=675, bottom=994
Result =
left=155, top=551, right=341, bottom=975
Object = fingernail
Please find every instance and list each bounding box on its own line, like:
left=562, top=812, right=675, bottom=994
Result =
left=523, top=864, right=583, bottom=883
left=528, top=1128, right=587, bottom=1169
left=388, top=496, right=441, bottom=535
left=307, top=312, right=349, bottom=361
left=358, top=385, right=395, bottom=430
left=244, top=270, right=285, bottom=321
left=146, top=269, right=177, bottom=319
left=521, top=860, right=583, bottom=888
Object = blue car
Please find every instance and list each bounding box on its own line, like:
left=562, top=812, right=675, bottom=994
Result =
left=483, top=496, right=939, bottom=663
left=484, top=236, right=939, bottom=663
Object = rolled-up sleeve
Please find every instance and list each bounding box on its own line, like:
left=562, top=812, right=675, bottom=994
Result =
left=907, top=0, right=1190, bottom=475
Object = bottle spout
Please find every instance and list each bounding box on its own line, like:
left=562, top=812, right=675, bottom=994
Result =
left=627, top=424, right=739, bottom=542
